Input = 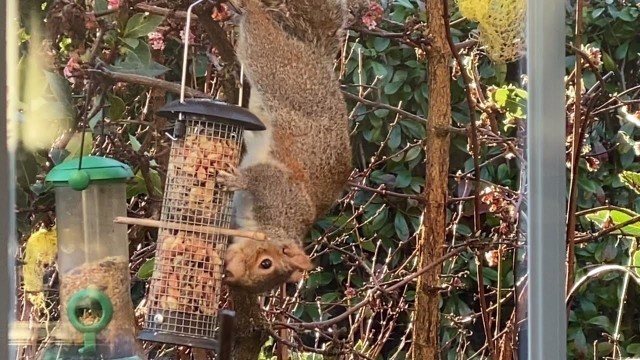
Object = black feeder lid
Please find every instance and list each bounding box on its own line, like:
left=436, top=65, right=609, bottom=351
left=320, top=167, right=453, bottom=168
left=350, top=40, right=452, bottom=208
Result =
left=156, top=98, right=266, bottom=131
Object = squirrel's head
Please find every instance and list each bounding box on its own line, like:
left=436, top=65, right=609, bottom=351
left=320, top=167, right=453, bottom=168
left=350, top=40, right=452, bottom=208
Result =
left=223, top=237, right=314, bottom=293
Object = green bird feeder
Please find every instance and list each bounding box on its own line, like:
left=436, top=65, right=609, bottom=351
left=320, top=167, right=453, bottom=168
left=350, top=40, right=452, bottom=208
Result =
left=42, top=156, right=145, bottom=360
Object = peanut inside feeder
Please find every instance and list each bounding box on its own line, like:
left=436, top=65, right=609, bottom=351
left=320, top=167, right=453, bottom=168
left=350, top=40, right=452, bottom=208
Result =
left=42, top=156, right=145, bottom=360
left=139, top=99, right=265, bottom=350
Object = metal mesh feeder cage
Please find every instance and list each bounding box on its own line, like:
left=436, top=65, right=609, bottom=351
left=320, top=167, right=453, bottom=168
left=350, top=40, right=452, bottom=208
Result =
left=137, top=98, right=265, bottom=350
left=42, top=156, right=146, bottom=360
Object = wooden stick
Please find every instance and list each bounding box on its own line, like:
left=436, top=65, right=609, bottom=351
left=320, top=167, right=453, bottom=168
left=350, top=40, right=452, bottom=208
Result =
left=114, top=216, right=268, bottom=241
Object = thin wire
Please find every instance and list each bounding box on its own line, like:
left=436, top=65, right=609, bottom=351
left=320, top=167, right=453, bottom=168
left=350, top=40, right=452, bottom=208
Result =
left=180, top=0, right=205, bottom=103
left=77, top=80, right=94, bottom=170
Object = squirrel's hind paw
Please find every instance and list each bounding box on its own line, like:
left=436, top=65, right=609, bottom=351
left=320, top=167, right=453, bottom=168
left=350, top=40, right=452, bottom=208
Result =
left=217, top=167, right=247, bottom=191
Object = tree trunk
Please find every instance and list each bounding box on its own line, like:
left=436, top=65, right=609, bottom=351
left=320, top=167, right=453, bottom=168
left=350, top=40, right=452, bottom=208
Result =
left=410, top=0, right=451, bottom=358
left=229, top=290, right=269, bottom=360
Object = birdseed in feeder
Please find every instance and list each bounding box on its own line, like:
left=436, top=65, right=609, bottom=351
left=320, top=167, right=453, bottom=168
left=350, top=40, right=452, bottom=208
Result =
left=50, top=256, right=146, bottom=359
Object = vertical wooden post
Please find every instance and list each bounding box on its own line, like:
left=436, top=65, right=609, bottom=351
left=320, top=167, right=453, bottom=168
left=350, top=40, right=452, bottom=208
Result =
left=410, top=0, right=451, bottom=358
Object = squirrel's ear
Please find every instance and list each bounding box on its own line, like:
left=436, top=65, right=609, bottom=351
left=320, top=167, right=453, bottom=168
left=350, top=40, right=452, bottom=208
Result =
left=282, top=245, right=314, bottom=282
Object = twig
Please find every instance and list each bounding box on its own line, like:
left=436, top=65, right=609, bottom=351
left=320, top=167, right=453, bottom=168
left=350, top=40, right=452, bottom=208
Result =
left=575, top=214, right=640, bottom=245
left=443, top=0, right=482, bottom=233
left=134, top=3, right=236, bottom=64
left=443, top=3, right=492, bottom=354
left=90, top=68, right=209, bottom=98
left=348, top=182, right=426, bottom=203
left=475, top=252, right=495, bottom=358
left=113, top=216, right=268, bottom=241
left=341, top=90, right=467, bottom=135
left=293, top=246, right=470, bottom=330
left=566, top=0, right=585, bottom=298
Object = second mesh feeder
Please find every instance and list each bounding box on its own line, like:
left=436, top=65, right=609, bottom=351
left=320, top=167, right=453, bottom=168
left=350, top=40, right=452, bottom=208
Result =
left=137, top=99, right=265, bottom=349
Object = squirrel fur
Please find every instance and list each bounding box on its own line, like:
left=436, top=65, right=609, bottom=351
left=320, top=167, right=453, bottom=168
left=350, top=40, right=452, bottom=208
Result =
left=218, top=0, right=353, bottom=292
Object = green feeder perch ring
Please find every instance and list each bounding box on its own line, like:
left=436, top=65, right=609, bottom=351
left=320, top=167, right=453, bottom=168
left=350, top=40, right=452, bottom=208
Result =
left=67, top=288, right=115, bottom=355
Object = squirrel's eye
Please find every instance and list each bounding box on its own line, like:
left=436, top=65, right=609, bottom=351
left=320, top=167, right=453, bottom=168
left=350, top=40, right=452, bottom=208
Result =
left=260, top=259, right=273, bottom=269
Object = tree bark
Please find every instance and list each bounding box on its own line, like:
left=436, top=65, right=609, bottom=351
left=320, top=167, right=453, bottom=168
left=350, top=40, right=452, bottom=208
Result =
left=410, top=0, right=451, bottom=358
left=229, top=290, right=269, bottom=360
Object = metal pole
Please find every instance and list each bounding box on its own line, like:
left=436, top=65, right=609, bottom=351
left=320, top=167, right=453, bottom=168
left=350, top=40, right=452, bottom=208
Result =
left=525, top=0, right=567, bottom=358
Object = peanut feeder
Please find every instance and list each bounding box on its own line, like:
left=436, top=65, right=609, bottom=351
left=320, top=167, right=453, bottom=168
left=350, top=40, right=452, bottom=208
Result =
left=43, top=156, right=144, bottom=360
left=137, top=98, right=265, bottom=350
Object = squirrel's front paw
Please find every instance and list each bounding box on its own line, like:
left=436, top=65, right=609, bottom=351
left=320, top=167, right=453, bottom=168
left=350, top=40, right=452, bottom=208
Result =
left=217, top=167, right=247, bottom=191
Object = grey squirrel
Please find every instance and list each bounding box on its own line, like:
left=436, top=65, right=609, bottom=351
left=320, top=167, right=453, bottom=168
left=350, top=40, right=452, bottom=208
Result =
left=217, top=0, right=353, bottom=293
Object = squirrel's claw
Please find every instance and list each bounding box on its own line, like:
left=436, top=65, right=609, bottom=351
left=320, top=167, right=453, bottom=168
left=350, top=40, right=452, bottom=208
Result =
left=217, top=167, right=247, bottom=191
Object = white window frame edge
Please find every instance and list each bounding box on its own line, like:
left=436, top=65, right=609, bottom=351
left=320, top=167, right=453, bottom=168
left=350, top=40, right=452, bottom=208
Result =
left=0, top=0, right=9, bottom=359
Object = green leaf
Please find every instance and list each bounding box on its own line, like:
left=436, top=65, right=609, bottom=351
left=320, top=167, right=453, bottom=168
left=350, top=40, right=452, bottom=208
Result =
left=108, top=95, right=126, bottom=120
left=591, top=7, right=605, bottom=18
left=618, top=7, right=638, bottom=22
left=384, top=81, right=404, bottom=95
left=404, top=146, right=421, bottom=161
left=373, top=37, right=390, bottom=52
left=602, top=51, right=616, bottom=72
left=129, top=134, right=142, bottom=151
left=108, top=40, right=170, bottom=78
left=50, top=149, right=70, bottom=165
left=400, top=120, right=425, bottom=139
left=373, top=108, right=389, bottom=118
left=573, top=329, right=588, bottom=354
left=88, top=95, right=105, bottom=132
left=482, top=267, right=498, bottom=282
left=131, top=40, right=152, bottom=66
left=632, top=250, right=640, bottom=277
left=136, top=258, right=155, bottom=279
left=620, top=170, right=640, bottom=194
left=360, top=239, right=376, bottom=252
left=392, top=70, right=408, bottom=83
left=44, top=71, right=74, bottom=115
left=394, top=213, right=410, bottom=241
left=388, top=126, right=401, bottom=150
left=394, top=0, right=414, bottom=9
left=329, top=251, right=342, bottom=265
left=497, top=163, right=509, bottom=180
left=370, top=207, right=389, bottom=231
left=578, top=175, right=597, bottom=194
left=123, top=13, right=165, bottom=38
left=627, top=343, right=640, bottom=355
left=64, top=132, right=94, bottom=161
left=586, top=315, right=610, bottom=328
left=94, top=0, right=108, bottom=12
left=370, top=62, right=388, bottom=78
left=615, top=41, right=630, bottom=60
left=455, top=223, right=472, bottom=236
left=320, top=292, right=339, bottom=303
left=121, top=37, right=140, bottom=49
left=493, top=88, right=509, bottom=107
left=306, top=272, right=333, bottom=288
left=127, top=169, right=163, bottom=198
left=395, top=169, right=412, bottom=188
left=586, top=209, right=640, bottom=236
left=194, top=54, right=209, bottom=77
left=106, top=60, right=170, bottom=78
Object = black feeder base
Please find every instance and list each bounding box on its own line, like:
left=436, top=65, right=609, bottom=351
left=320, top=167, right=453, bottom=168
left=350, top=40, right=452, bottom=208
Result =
left=138, top=310, right=235, bottom=355
left=138, top=330, right=219, bottom=351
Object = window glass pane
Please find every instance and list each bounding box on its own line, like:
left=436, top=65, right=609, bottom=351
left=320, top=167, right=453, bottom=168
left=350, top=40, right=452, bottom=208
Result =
left=1, top=0, right=576, bottom=358
left=563, top=1, right=640, bottom=360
